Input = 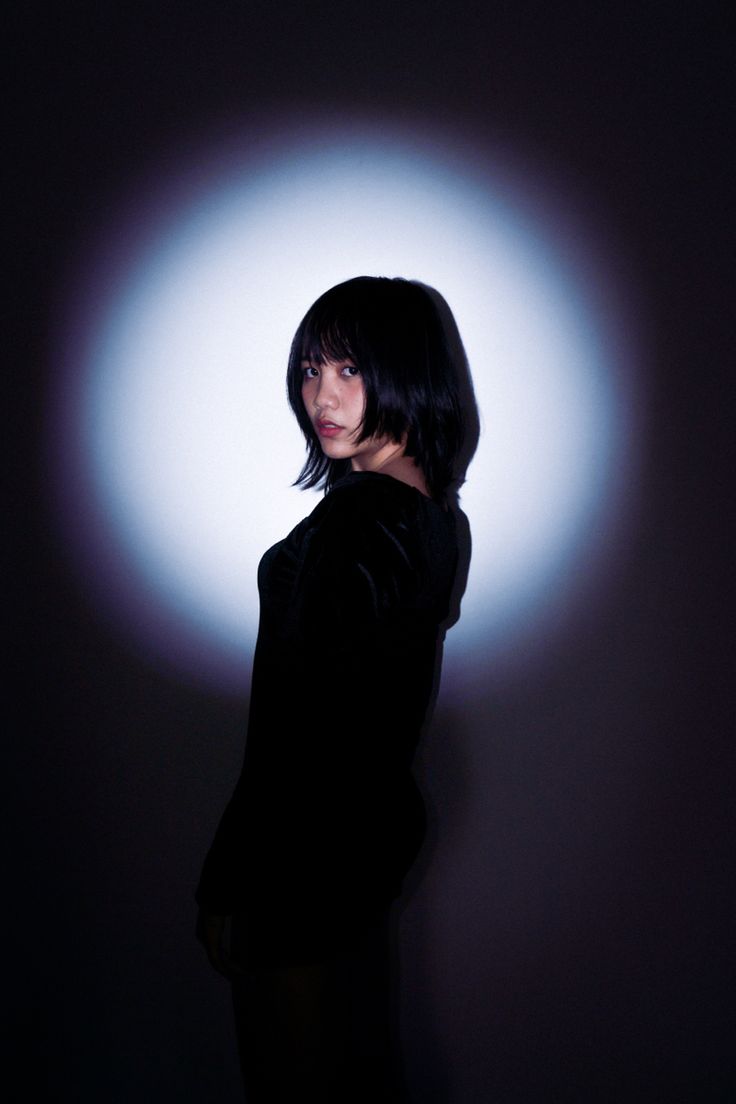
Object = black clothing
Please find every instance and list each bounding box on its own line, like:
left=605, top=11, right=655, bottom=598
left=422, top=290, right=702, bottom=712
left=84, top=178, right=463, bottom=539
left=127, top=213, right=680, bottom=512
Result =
left=196, top=470, right=457, bottom=966
left=230, top=912, right=405, bottom=1101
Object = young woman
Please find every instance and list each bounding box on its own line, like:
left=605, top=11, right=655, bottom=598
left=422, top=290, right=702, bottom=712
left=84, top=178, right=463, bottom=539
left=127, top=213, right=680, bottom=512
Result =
left=196, top=276, right=465, bottom=1101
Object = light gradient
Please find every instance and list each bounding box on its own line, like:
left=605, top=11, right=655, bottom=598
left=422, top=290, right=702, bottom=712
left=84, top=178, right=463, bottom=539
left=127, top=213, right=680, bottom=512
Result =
left=48, top=117, right=642, bottom=694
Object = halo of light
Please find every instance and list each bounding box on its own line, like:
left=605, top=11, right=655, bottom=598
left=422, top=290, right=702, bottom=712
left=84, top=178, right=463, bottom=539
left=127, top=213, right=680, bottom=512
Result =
left=49, top=118, right=641, bottom=694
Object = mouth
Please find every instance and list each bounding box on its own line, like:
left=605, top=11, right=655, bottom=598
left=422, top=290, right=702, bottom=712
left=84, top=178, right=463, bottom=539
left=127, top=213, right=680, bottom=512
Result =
left=316, top=420, right=343, bottom=438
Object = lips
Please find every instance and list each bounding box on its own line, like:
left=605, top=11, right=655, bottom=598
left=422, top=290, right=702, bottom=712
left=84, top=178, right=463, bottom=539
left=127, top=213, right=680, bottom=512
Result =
left=316, top=420, right=343, bottom=437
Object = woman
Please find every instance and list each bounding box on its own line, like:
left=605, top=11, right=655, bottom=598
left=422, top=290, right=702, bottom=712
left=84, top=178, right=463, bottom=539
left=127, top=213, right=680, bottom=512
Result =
left=196, top=276, right=465, bottom=1101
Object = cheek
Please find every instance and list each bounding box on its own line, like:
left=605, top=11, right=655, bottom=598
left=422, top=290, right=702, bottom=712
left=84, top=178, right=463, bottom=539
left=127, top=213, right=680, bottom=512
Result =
left=353, top=382, right=367, bottom=416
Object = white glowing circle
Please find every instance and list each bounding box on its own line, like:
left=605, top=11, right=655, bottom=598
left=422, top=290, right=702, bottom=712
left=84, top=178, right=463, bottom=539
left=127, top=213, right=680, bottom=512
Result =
left=51, top=121, right=639, bottom=693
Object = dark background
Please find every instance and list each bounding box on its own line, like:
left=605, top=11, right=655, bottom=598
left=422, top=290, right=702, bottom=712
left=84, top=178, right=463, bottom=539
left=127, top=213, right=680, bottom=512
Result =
left=11, top=2, right=733, bottom=1100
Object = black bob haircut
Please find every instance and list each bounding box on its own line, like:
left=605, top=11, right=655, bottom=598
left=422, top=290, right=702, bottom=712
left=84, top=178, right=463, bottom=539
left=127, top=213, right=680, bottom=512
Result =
left=287, top=276, right=464, bottom=502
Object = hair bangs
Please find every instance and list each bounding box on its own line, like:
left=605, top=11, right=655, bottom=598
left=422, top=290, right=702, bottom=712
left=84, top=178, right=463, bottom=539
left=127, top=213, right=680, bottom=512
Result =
left=299, top=311, right=359, bottom=369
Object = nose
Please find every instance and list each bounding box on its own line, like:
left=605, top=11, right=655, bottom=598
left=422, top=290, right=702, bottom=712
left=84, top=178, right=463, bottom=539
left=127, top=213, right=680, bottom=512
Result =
left=313, top=373, right=338, bottom=412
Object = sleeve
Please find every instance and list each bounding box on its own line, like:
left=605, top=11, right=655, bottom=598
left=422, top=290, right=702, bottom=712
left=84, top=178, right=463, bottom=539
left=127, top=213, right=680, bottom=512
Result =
left=194, top=777, right=251, bottom=914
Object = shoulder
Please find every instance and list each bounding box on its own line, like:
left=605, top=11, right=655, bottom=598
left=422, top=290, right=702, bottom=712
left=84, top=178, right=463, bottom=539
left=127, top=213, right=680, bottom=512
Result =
left=307, top=471, right=456, bottom=585
left=322, top=470, right=419, bottom=521
left=299, top=473, right=426, bottom=583
left=309, top=472, right=436, bottom=556
left=296, top=473, right=457, bottom=623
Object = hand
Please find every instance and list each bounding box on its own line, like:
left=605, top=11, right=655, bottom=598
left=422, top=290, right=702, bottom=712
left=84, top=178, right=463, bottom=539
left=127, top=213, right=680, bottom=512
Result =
left=195, top=907, right=243, bottom=980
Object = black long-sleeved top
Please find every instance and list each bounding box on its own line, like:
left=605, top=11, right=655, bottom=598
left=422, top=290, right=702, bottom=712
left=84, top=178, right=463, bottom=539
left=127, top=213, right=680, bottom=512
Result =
left=196, top=471, right=457, bottom=954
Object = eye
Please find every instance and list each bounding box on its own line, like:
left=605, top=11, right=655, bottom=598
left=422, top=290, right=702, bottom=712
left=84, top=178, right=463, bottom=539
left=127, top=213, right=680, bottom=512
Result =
left=302, top=365, right=319, bottom=380
left=341, top=363, right=360, bottom=377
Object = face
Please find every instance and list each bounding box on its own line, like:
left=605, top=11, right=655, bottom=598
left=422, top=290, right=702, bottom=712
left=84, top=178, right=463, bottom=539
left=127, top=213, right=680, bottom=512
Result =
left=301, top=356, right=403, bottom=471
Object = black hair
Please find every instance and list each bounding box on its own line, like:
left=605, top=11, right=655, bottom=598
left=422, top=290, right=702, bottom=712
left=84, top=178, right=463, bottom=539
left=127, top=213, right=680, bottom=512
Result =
left=286, top=276, right=464, bottom=502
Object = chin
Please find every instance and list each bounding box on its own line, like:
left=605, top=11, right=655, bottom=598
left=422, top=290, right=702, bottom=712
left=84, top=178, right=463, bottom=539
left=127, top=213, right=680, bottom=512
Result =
left=320, top=443, right=351, bottom=460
